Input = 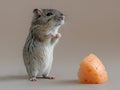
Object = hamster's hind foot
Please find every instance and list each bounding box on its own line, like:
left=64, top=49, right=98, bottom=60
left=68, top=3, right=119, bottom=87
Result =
left=30, top=77, right=37, bottom=82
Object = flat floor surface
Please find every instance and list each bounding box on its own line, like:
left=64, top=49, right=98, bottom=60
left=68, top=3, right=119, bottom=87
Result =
left=0, top=56, right=120, bottom=90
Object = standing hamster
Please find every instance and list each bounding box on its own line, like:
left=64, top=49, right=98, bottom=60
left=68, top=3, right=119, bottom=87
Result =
left=23, top=8, right=65, bottom=81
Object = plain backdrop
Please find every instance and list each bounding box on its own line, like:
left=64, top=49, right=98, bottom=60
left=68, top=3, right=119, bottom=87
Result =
left=0, top=0, right=120, bottom=90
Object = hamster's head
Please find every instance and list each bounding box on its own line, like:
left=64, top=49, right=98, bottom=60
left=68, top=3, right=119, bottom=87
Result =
left=32, top=8, right=65, bottom=29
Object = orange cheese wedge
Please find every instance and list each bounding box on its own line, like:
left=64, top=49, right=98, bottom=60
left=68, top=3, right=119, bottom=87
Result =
left=78, top=54, right=108, bottom=84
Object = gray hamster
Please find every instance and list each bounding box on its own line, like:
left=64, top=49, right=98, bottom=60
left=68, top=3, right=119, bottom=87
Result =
left=23, top=8, right=65, bottom=81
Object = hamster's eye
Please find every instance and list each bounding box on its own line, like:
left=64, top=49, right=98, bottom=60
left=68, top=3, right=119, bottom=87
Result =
left=46, top=12, right=53, bottom=16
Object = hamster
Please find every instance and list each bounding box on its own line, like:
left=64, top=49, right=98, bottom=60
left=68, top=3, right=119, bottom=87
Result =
left=23, top=8, right=65, bottom=81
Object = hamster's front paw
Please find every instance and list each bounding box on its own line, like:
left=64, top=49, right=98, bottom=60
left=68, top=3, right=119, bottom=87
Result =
left=55, top=33, right=61, bottom=38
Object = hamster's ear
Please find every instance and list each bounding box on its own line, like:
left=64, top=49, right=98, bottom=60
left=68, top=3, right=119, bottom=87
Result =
left=33, top=8, right=42, bottom=16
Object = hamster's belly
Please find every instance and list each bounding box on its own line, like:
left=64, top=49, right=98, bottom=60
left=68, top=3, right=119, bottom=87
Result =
left=34, top=43, right=54, bottom=75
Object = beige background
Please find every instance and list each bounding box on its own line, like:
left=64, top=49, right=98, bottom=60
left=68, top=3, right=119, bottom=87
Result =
left=0, top=0, right=120, bottom=90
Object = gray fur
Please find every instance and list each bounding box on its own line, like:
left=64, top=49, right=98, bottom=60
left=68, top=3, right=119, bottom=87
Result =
left=23, top=8, right=65, bottom=81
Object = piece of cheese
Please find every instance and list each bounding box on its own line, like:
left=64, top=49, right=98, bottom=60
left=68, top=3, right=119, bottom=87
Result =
left=78, top=54, right=108, bottom=84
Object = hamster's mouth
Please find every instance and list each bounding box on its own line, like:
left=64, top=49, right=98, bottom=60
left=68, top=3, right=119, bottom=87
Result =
left=60, top=20, right=65, bottom=25
left=58, top=15, right=65, bottom=21
left=58, top=15, right=65, bottom=20
left=55, top=16, right=65, bottom=26
left=55, top=20, right=64, bottom=26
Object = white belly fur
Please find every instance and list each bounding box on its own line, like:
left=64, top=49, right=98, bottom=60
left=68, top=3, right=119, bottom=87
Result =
left=36, top=44, right=54, bottom=76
